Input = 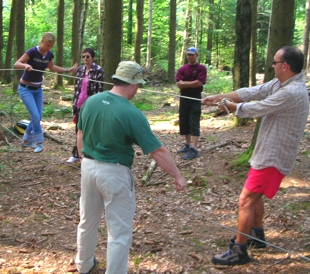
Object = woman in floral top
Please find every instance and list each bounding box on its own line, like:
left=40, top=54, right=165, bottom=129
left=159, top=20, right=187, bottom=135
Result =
left=67, top=48, right=104, bottom=163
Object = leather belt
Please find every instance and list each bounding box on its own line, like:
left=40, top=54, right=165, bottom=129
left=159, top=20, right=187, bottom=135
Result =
left=20, top=83, right=41, bottom=90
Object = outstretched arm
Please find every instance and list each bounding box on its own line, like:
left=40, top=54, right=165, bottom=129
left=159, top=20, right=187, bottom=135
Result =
left=150, top=146, right=187, bottom=194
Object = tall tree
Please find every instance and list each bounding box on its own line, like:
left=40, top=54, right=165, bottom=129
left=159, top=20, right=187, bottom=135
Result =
left=55, top=0, right=65, bottom=88
left=249, top=0, right=258, bottom=86
left=69, top=0, right=81, bottom=85
left=127, top=0, right=133, bottom=45
left=206, top=0, right=214, bottom=65
left=233, top=0, right=251, bottom=127
left=233, top=0, right=251, bottom=90
left=304, top=0, right=310, bottom=72
left=168, top=0, right=177, bottom=83
left=146, top=0, right=152, bottom=68
left=264, top=0, right=295, bottom=82
left=2, top=0, right=16, bottom=84
left=134, top=0, right=144, bottom=64
left=103, top=0, right=122, bottom=90
left=80, top=0, right=88, bottom=54
left=0, top=0, right=3, bottom=79
left=181, top=0, right=193, bottom=64
left=14, top=0, right=25, bottom=91
left=249, top=0, right=295, bottom=152
left=98, top=0, right=104, bottom=66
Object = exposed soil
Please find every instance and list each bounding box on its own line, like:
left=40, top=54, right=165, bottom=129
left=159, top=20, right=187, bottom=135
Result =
left=1, top=85, right=310, bottom=274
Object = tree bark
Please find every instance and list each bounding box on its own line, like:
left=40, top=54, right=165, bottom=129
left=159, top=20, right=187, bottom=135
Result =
left=249, top=0, right=258, bottom=87
left=14, top=0, right=25, bottom=92
left=103, top=0, right=122, bottom=90
left=55, top=0, right=65, bottom=88
left=134, top=0, right=144, bottom=64
left=146, top=0, right=152, bottom=68
left=167, top=0, right=176, bottom=83
left=2, top=0, right=16, bottom=84
left=304, top=0, right=310, bottom=72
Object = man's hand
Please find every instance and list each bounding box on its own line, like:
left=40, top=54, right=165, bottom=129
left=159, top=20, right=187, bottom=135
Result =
left=174, top=177, right=187, bottom=194
left=202, top=95, right=222, bottom=106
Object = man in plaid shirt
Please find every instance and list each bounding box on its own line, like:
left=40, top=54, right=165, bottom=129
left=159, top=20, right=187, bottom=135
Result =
left=203, top=46, right=309, bottom=265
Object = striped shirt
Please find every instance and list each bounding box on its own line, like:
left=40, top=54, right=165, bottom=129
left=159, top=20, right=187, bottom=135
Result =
left=236, top=72, right=309, bottom=175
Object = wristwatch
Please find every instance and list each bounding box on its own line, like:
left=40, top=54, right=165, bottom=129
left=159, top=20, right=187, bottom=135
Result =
left=182, top=82, right=186, bottom=86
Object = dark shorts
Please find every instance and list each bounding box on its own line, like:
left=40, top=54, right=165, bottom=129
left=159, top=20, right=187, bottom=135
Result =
left=179, top=98, right=201, bottom=136
left=244, top=167, right=285, bottom=199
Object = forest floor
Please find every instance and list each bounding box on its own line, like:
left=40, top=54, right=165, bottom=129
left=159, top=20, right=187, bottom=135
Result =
left=1, top=83, right=310, bottom=274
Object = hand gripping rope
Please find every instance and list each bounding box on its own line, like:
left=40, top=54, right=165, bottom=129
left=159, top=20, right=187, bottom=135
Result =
left=211, top=98, right=235, bottom=114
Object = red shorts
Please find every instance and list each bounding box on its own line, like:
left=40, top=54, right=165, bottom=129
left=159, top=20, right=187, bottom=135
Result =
left=244, top=167, right=285, bottom=199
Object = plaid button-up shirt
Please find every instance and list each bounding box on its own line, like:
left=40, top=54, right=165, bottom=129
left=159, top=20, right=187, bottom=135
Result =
left=236, top=72, right=309, bottom=175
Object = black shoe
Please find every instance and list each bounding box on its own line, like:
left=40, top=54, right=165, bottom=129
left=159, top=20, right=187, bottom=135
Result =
left=177, top=143, right=190, bottom=153
left=247, top=228, right=267, bottom=248
left=182, top=147, right=199, bottom=160
left=212, top=239, right=250, bottom=265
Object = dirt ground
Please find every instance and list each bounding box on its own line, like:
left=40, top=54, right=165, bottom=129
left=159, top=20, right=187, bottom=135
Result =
left=1, top=87, right=310, bottom=274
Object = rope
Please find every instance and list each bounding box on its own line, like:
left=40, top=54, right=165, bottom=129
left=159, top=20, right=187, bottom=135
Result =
left=10, top=68, right=204, bottom=102
left=140, top=193, right=310, bottom=263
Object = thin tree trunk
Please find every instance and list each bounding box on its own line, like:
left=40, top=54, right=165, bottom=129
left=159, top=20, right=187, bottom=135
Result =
left=303, top=0, right=310, bottom=72
left=146, top=0, right=152, bottom=68
left=181, top=0, right=192, bottom=64
left=206, top=0, right=214, bottom=65
left=14, top=0, right=25, bottom=92
left=249, top=0, right=258, bottom=87
left=55, top=0, right=65, bottom=88
left=2, top=0, right=16, bottom=84
left=127, top=0, right=133, bottom=45
left=103, top=0, right=122, bottom=90
left=134, top=0, right=144, bottom=64
left=167, top=0, right=176, bottom=83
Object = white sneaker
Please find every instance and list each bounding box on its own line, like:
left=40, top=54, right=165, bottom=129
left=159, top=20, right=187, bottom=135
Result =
left=66, top=156, right=79, bottom=163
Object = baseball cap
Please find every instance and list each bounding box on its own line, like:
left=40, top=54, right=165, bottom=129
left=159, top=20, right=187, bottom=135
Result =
left=112, top=61, right=146, bottom=85
left=186, top=47, right=198, bottom=55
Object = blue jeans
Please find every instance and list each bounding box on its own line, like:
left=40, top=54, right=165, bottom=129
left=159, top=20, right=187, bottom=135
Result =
left=18, top=85, right=44, bottom=144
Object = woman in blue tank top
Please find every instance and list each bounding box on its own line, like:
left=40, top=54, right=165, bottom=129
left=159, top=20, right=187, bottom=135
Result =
left=14, top=32, right=78, bottom=153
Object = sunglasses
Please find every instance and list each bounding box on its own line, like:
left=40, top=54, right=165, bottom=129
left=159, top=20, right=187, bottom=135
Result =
left=272, top=60, right=284, bottom=65
left=82, top=55, right=91, bottom=59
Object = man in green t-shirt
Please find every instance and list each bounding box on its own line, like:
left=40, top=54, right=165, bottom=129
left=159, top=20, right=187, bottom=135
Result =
left=75, top=61, right=187, bottom=274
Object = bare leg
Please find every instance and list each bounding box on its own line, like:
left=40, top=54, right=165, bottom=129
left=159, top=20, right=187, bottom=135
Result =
left=185, top=134, right=191, bottom=144
left=236, top=187, right=263, bottom=244
left=191, top=136, right=199, bottom=149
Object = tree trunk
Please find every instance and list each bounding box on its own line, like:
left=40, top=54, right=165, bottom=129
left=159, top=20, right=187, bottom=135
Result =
left=181, top=0, right=192, bottom=64
left=206, top=0, right=214, bottom=65
left=167, top=0, right=176, bottom=83
left=146, top=0, right=152, bottom=68
left=127, top=0, right=133, bottom=45
left=233, top=0, right=251, bottom=127
left=69, top=0, right=81, bottom=85
left=0, top=0, right=3, bottom=79
left=303, top=0, right=310, bottom=72
left=55, top=0, right=65, bottom=88
left=14, top=0, right=25, bottom=92
left=2, top=0, right=16, bottom=84
left=264, top=0, right=294, bottom=82
left=80, top=0, right=89, bottom=55
left=98, top=0, right=104, bottom=67
left=134, top=0, right=144, bottom=64
left=249, top=0, right=258, bottom=87
left=103, top=0, right=122, bottom=91
left=250, top=0, right=295, bottom=151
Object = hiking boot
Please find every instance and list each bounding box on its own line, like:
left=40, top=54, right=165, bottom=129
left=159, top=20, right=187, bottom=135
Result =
left=177, top=143, right=190, bottom=154
left=66, top=156, right=80, bottom=163
left=233, top=228, right=267, bottom=249
left=182, top=147, right=199, bottom=160
left=247, top=228, right=267, bottom=248
left=212, top=238, right=250, bottom=265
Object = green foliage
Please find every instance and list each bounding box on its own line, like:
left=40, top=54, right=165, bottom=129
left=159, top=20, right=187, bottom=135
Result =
left=133, top=102, right=153, bottom=111
left=231, top=146, right=253, bottom=171
left=204, top=68, right=233, bottom=95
